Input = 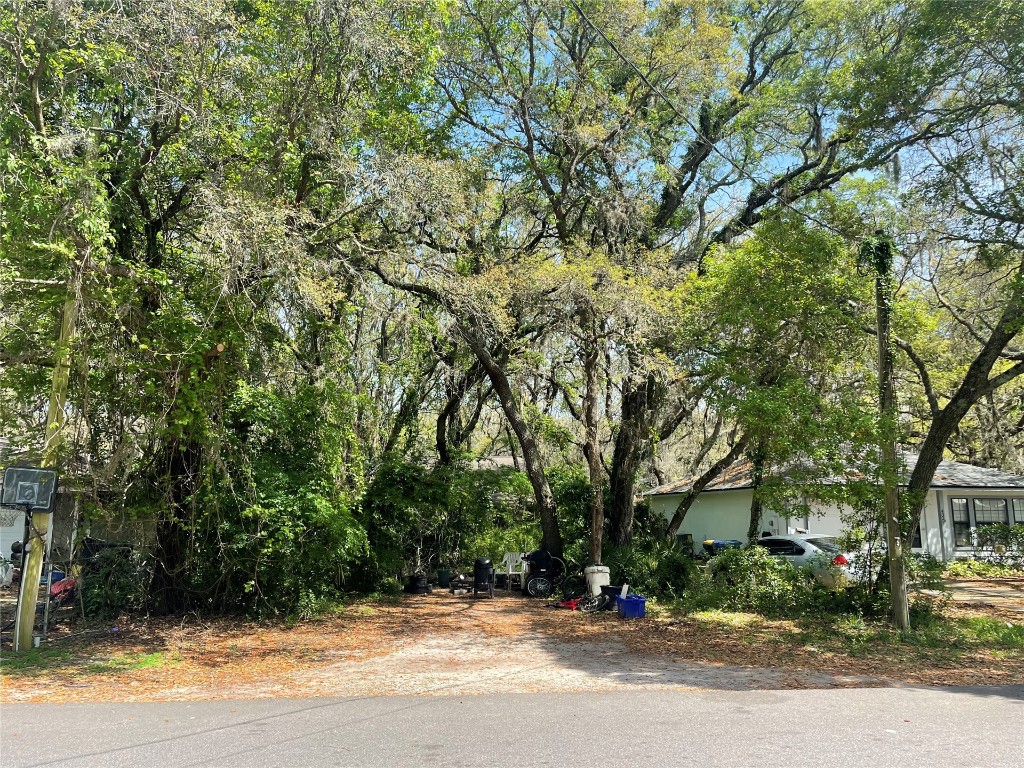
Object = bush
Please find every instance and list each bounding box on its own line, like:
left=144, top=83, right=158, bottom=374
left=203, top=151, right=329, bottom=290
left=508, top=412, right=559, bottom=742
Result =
left=182, top=382, right=369, bottom=615
left=906, top=553, right=945, bottom=590
left=945, top=558, right=1024, bottom=578
left=82, top=547, right=151, bottom=618
left=690, top=547, right=821, bottom=616
left=972, top=523, right=1024, bottom=569
left=357, top=459, right=536, bottom=585
left=547, top=464, right=593, bottom=567
left=603, top=537, right=699, bottom=599
left=674, top=546, right=909, bottom=619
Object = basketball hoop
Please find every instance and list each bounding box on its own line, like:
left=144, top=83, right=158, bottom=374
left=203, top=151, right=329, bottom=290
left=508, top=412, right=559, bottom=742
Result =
left=2, top=466, right=58, bottom=513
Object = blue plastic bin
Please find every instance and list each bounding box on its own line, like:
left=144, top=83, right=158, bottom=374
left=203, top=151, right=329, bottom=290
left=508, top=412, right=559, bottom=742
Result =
left=617, top=593, right=647, bottom=619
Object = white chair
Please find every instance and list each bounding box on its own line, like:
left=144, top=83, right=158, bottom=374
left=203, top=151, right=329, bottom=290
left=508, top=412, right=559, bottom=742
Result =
left=500, top=552, right=527, bottom=592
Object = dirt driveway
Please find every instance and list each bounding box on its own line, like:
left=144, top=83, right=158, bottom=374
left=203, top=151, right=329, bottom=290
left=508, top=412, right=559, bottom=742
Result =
left=2, top=591, right=1021, bottom=704
left=946, top=578, right=1024, bottom=614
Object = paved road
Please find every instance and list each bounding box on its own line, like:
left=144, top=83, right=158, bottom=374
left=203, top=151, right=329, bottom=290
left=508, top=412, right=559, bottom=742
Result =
left=2, top=687, right=1022, bottom=767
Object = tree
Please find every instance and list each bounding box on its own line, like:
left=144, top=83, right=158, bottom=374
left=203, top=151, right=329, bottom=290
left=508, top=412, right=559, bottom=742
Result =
left=663, top=217, right=874, bottom=542
left=874, top=1, right=1024, bottom=540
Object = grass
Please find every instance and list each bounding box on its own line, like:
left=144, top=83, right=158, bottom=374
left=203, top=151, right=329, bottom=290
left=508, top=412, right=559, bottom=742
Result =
left=83, top=651, right=178, bottom=674
left=0, top=646, right=73, bottom=673
left=656, top=597, right=1023, bottom=669
left=953, top=616, right=1024, bottom=648
left=1, top=647, right=178, bottom=678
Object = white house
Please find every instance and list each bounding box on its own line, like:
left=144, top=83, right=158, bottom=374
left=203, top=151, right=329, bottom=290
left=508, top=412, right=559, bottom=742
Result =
left=646, top=453, right=1024, bottom=561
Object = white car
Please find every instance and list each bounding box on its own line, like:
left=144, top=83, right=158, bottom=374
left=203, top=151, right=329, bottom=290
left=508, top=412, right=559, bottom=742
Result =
left=755, top=534, right=861, bottom=588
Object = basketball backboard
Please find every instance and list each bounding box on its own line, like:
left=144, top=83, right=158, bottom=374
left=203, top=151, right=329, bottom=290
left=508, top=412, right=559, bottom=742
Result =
left=1, top=466, right=58, bottom=512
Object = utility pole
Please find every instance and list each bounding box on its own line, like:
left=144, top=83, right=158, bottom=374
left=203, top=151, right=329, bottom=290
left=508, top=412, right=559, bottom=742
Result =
left=865, top=232, right=911, bottom=632
left=14, top=271, right=81, bottom=651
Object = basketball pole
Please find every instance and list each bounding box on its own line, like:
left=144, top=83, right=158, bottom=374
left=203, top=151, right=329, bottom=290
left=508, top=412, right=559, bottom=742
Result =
left=14, top=284, right=79, bottom=652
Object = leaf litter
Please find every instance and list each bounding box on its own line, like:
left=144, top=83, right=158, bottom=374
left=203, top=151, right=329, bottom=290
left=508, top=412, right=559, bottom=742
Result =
left=1, top=592, right=1020, bottom=703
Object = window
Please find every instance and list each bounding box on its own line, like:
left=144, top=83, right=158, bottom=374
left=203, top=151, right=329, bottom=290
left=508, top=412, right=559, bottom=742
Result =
left=974, top=498, right=1009, bottom=526
left=806, top=537, right=839, bottom=553
left=757, top=539, right=789, bottom=555
left=950, top=497, right=1022, bottom=547
left=758, top=539, right=803, bottom=556
left=1013, top=499, right=1024, bottom=525
left=951, top=498, right=971, bottom=547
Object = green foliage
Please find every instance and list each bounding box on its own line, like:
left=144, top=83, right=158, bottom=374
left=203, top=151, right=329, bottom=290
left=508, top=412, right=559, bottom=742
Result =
left=3, top=0, right=1024, bottom=626
left=81, top=549, right=152, bottom=619
left=905, top=553, right=945, bottom=591
left=971, top=524, right=1024, bottom=569
left=691, top=547, right=821, bottom=617
left=547, top=464, right=591, bottom=565
left=603, top=537, right=699, bottom=599
left=180, top=382, right=368, bottom=616
left=946, top=558, right=1024, bottom=579
left=678, top=547, right=907, bottom=619
left=357, top=459, right=535, bottom=586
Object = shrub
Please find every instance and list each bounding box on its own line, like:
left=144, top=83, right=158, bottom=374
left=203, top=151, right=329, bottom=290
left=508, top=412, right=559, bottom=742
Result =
left=692, top=547, right=820, bottom=616
left=945, top=558, right=1024, bottom=578
left=182, top=382, right=369, bottom=615
left=972, top=523, right=1024, bottom=569
left=358, top=459, right=536, bottom=585
left=81, top=547, right=151, bottom=618
left=603, top=538, right=699, bottom=599
left=906, top=553, right=945, bottom=590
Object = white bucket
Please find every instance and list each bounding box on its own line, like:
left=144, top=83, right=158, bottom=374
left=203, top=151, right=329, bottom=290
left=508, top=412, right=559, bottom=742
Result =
left=584, top=565, right=611, bottom=597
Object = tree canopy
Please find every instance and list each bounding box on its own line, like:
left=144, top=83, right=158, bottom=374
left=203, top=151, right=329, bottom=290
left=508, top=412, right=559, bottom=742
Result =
left=2, top=0, right=1023, bottom=615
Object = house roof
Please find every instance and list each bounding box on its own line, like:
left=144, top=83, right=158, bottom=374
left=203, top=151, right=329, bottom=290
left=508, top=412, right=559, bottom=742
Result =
left=646, top=451, right=1024, bottom=496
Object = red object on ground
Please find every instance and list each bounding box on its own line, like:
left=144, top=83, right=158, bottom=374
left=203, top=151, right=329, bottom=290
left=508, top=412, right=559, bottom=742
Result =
left=557, top=598, right=581, bottom=611
left=50, top=576, right=77, bottom=599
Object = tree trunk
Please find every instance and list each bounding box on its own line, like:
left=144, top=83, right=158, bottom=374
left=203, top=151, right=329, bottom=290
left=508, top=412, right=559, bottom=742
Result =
left=868, top=233, right=911, bottom=631
left=583, top=325, right=604, bottom=564
left=465, top=327, right=563, bottom=555
left=746, top=445, right=766, bottom=545
left=15, top=263, right=82, bottom=651
left=607, top=370, right=661, bottom=545
left=666, top=437, right=748, bottom=539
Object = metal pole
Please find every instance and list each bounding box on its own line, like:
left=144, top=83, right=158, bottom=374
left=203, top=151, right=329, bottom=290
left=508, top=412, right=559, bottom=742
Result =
left=41, top=502, right=57, bottom=641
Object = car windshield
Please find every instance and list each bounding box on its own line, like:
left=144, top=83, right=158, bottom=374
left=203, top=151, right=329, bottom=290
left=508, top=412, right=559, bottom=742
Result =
left=806, top=537, right=839, bottom=553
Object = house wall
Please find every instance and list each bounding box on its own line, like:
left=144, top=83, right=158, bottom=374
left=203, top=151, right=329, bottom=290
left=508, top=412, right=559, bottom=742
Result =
left=650, top=488, right=951, bottom=559
left=0, top=505, right=28, bottom=562
left=921, top=491, right=943, bottom=560
left=649, top=489, right=790, bottom=555
left=932, top=488, right=1024, bottom=560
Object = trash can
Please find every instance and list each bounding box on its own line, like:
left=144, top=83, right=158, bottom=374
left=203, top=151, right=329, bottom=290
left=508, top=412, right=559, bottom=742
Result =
left=437, top=569, right=451, bottom=588
left=584, top=564, right=611, bottom=597
left=473, top=558, right=494, bottom=598
left=702, top=539, right=744, bottom=556
left=617, top=593, right=647, bottom=619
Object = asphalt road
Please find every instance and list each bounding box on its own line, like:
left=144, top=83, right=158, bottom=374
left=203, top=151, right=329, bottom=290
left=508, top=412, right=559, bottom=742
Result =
left=2, top=686, right=1022, bottom=768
